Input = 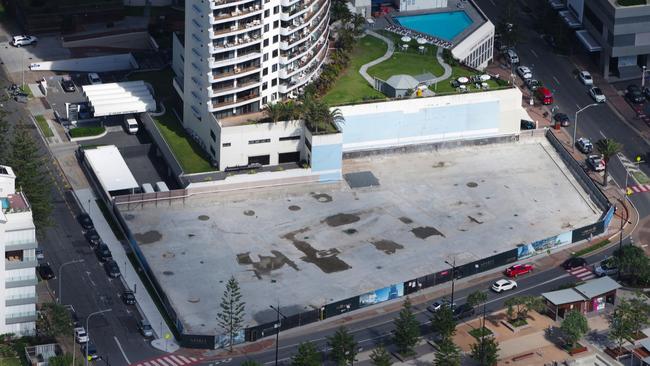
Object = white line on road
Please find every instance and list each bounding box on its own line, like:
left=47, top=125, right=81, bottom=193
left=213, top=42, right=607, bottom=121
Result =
left=530, top=49, right=539, bottom=58
left=576, top=103, right=581, bottom=109
left=85, top=271, right=96, bottom=287
left=488, top=0, right=495, bottom=5
left=553, top=76, right=561, bottom=85
left=114, top=336, right=131, bottom=364
left=599, top=130, right=607, bottom=139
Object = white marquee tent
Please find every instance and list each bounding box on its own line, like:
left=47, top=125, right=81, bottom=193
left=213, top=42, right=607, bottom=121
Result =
left=83, top=81, right=156, bottom=117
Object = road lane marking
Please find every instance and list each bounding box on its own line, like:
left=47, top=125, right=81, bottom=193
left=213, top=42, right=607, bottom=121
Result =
left=114, top=336, right=131, bottom=364
left=599, top=130, right=607, bottom=139
left=530, top=49, right=539, bottom=58
left=85, top=271, right=96, bottom=287
left=553, top=76, right=561, bottom=85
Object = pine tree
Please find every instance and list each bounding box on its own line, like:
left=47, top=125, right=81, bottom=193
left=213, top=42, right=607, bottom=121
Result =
left=470, top=336, right=500, bottom=366
left=0, top=112, right=9, bottom=164
left=369, top=346, right=392, bottom=366
left=9, top=121, right=52, bottom=231
left=216, top=276, right=245, bottom=351
left=291, top=341, right=320, bottom=366
left=434, top=337, right=461, bottom=366
left=327, top=327, right=357, bottom=366
left=393, top=297, right=420, bottom=356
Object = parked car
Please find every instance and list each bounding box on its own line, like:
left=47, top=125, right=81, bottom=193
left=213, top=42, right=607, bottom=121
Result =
left=516, top=66, right=533, bottom=80
left=505, top=49, right=519, bottom=65
left=60, top=78, right=76, bottom=93
left=578, top=71, right=593, bottom=86
left=594, top=257, right=618, bottom=277
left=505, top=264, right=533, bottom=278
left=95, top=243, right=112, bottom=262
left=536, top=87, right=553, bottom=105
left=626, top=84, right=645, bottom=104
left=82, top=341, right=98, bottom=360
left=520, top=119, right=535, bottom=130
left=85, top=229, right=101, bottom=247
left=64, top=305, right=81, bottom=327
left=525, top=78, right=541, bottom=91
left=122, top=290, right=136, bottom=305
left=35, top=248, right=44, bottom=260
left=104, top=260, right=121, bottom=278
left=589, top=87, right=606, bottom=103
left=491, top=279, right=517, bottom=293
left=427, top=299, right=455, bottom=313
left=37, top=263, right=55, bottom=280
left=138, top=319, right=154, bottom=337
left=124, top=116, right=139, bottom=134
left=553, top=112, right=570, bottom=127
left=87, top=73, right=102, bottom=85
left=78, top=213, right=94, bottom=230
left=452, top=303, right=475, bottom=320
left=644, top=86, right=650, bottom=100
left=562, top=257, right=587, bottom=270
left=586, top=154, right=606, bottom=172
left=575, top=137, right=593, bottom=154
left=74, top=327, right=89, bottom=343
left=11, top=35, right=37, bottom=47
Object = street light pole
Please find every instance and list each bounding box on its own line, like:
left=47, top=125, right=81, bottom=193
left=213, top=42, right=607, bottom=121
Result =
left=58, top=259, right=84, bottom=304
left=85, top=309, right=112, bottom=366
left=269, top=303, right=286, bottom=366
left=444, top=259, right=456, bottom=307
left=572, top=103, right=600, bottom=152
left=642, top=65, right=647, bottom=89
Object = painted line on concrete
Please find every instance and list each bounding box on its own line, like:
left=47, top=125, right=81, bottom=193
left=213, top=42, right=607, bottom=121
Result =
left=553, top=76, right=561, bottom=85
left=114, top=336, right=131, bottom=364
left=530, top=49, right=539, bottom=59
left=599, top=130, right=607, bottom=139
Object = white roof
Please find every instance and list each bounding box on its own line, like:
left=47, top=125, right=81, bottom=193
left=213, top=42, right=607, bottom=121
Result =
left=83, top=81, right=156, bottom=117
left=83, top=145, right=138, bottom=193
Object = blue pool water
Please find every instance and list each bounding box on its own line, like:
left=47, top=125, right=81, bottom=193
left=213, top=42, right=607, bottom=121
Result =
left=394, top=11, right=473, bottom=41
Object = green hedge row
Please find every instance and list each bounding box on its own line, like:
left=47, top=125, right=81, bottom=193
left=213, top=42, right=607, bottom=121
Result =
left=69, top=126, right=105, bottom=138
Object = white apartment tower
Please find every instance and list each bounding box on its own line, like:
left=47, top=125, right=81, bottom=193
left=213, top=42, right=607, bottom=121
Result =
left=0, top=166, right=37, bottom=336
left=173, top=0, right=331, bottom=169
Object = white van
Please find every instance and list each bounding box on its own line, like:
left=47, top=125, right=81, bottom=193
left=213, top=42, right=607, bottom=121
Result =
left=155, top=181, right=169, bottom=192
left=124, top=116, right=139, bottom=134
left=141, top=183, right=154, bottom=193
left=506, top=49, right=519, bottom=65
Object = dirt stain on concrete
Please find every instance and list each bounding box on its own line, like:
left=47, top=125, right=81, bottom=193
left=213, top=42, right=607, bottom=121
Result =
left=135, top=230, right=162, bottom=244
left=244, top=210, right=255, bottom=216
left=342, top=228, right=358, bottom=235
left=236, top=251, right=299, bottom=279
left=283, top=228, right=351, bottom=273
left=162, top=271, right=174, bottom=276
left=324, top=213, right=360, bottom=227
left=432, top=161, right=446, bottom=168
left=399, top=217, right=413, bottom=224
left=288, top=205, right=301, bottom=211
left=468, top=216, right=483, bottom=224
left=370, top=239, right=404, bottom=254
left=411, top=226, right=445, bottom=239
left=198, top=215, right=210, bottom=221
left=236, top=252, right=253, bottom=265
left=467, top=182, right=478, bottom=188
left=311, top=192, right=333, bottom=203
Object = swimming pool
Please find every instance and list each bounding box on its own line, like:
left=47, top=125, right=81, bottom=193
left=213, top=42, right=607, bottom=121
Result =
left=394, top=11, right=473, bottom=41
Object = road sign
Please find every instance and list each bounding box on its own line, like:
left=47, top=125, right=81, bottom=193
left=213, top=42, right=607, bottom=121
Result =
left=164, top=333, right=171, bottom=340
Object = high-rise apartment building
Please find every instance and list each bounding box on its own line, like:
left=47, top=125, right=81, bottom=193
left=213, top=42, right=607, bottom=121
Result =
left=0, top=166, right=38, bottom=336
left=173, top=0, right=331, bottom=169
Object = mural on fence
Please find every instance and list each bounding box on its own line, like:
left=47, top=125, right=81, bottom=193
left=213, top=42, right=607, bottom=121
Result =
left=517, top=231, right=572, bottom=260
left=359, top=283, right=405, bottom=308
left=602, top=205, right=615, bottom=230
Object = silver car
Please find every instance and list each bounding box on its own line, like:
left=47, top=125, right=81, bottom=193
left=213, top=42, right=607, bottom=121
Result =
left=11, top=35, right=38, bottom=47
left=594, top=258, right=617, bottom=277
left=589, top=87, right=606, bottom=103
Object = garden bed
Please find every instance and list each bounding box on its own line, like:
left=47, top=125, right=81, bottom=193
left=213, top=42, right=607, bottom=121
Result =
left=501, top=318, right=529, bottom=333
left=69, top=126, right=106, bottom=138
left=468, top=326, right=493, bottom=339
left=564, top=343, right=588, bottom=355
left=34, top=115, right=54, bottom=138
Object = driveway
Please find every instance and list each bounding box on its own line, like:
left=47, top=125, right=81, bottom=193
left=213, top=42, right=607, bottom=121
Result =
left=0, top=36, right=71, bottom=75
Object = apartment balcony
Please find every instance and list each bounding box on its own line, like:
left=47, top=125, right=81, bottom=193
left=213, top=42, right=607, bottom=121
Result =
left=280, top=14, right=327, bottom=51
left=5, top=258, right=38, bottom=270
left=6, top=295, right=36, bottom=307
left=209, top=33, right=262, bottom=53
left=210, top=19, right=263, bottom=39
left=210, top=92, right=261, bottom=111
left=281, top=0, right=301, bottom=6
left=210, top=79, right=261, bottom=97
left=279, top=46, right=327, bottom=94
left=210, top=0, right=258, bottom=10
left=281, top=28, right=328, bottom=65
left=280, top=36, right=328, bottom=78
left=6, top=311, right=37, bottom=325
left=280, top=3, right=310, bottom=21
left=280, top=1, right=329, bottom=36
left=5, top=240, right=38, bottom=251
left=209, top=51, right=262, bottom=68
left=211, top=64, right=261, bottom=82
left=210, top=6, right=263, bottom=25
left=5, top=275, right=37, bottom=289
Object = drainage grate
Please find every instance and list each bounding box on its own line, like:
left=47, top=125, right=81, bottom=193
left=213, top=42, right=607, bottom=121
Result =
left=344, top=171, right=380, bottom=188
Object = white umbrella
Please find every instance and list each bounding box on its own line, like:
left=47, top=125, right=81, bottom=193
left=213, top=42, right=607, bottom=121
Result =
left=401, top=36, right=412, bottom=43
left=457, top=76, right=469, bottom=84
left=479, top=74, right=491, bottom=81
left=417, top=37, right=427, bottom=45
left=403, top=44, right=409, bottom=50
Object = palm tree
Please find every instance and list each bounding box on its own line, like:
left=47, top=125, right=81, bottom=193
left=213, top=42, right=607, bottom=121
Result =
left=596, top=138, right=622, bottom=187
left=263, top=102, right=283, bottom=123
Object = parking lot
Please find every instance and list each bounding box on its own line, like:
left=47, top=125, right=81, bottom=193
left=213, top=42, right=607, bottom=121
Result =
left=0, top=36, right=71, bottom=76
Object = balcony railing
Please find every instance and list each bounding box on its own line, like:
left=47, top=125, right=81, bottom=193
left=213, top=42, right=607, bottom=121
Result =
left=213, top=63, right=261, bottom=79
left=212, top=0, right=257, bottom=7
left=6, top=311, right=37, bottom=325
left=213, top=3, right=261, bottom=20
left=212, top=92, right=260, bottom=109
left=5, top=258, right=38, bottom=270
left=213, top=33, right=262, bottom=50
left=5, top=276, right=37, bottom=288
left=212, top=79, right=260, bottom=94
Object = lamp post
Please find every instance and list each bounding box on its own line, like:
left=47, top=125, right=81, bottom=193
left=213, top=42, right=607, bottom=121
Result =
left=618, top=155, right=642, bottom=279
left=572, top=103, right=600, bottom=152
left=85, top=309, right=112, bottom=366
left=642, top=65, right=647, bottom=89
left=58, top=259, right=84, bottom=304
left=269, top=303, right=286, bottom=366
left=444, top=259, right=457, bottom=307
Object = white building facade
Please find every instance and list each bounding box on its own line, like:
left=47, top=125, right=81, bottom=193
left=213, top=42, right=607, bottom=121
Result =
left=0, top=166, right=37, bottom=337
left=174, top=0, right=331, bottom=169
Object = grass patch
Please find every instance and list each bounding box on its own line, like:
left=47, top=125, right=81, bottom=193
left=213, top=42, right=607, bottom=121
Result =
left=322, top=35, right=387, bottom=106
left=34, top=115, right=54, bottom=138
left=0, top=358, right=21, bottom=366
left=19, top=85, right=32, bottom=98
left=69, top=126, right=105, bottom=138
left=631, top=171, right=650, bottom=184
left=153, top=112, right=215, bottom=174
left=573, top=239, right=611, bottom=257
left=468, top=327, right=493, bottom=339
left=508, top=318, right=528, bottom=327
left=95, top=199, right=125, bottom=240
left=368, top=31, right=443, bottom=80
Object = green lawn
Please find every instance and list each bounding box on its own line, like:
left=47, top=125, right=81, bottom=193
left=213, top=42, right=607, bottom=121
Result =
left=0, top=358, right=21, bottom=366
left=322, top=36, right=387, bottom=106
left=34, top=115, right=54, bottom=138
left=128, top=68, right=175, bottom=100
left=69, top=126, right=105, bottom=138
left=368, top=31, right=443, bottom=80
left=431, top=65, right=505, bottom=94
left=153, top=112, right=214, bottom=174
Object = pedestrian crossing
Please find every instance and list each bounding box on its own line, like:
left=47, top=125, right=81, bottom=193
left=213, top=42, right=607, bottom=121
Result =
left=567, top=266, right=596, bottom=281
left=132, top=355, right=200, bottom=366
left=627, top=185, right=650, bottom=194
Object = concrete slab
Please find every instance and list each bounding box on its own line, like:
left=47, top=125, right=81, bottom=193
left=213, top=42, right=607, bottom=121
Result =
left=0, top=37, right=71, bottom=75
left=121, top=139, right=601, bottom=334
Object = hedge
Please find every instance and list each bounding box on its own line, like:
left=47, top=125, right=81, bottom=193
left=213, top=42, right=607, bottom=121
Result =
left=69, top=126, right=105, bottom=138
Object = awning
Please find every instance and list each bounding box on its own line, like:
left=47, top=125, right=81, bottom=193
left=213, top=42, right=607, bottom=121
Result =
left=576, top=30, right=602, bottom=52
left=559, top=10, right=581, bottom=29
left=83, top=81, right=156, bottom=117
left=542, top=288, right=586, bottom=306
left=83, top=145, right=139, bottom=194
left=574, top=276, right=621, bottom=299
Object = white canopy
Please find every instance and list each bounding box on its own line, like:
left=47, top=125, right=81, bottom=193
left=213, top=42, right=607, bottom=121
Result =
left=83, top=81, right=156, bottom=117
left=83, top=145, right=139, bottom=194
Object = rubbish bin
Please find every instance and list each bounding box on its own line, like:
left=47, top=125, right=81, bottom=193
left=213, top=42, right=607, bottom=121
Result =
left=554, top=120, right=561, bottom=130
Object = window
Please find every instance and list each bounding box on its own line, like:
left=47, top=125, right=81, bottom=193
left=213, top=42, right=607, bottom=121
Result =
left=271, top=78, right=277, bottom=86
left=262, top=82, right=268, bottom=90
left=273, top=35, right=278, bottom=43
left=272, top=63, right=278, bottom=72
left=264, top=24, right=269, bottom=32
left=264, top=9, right=270, bottom=17
left=248, top=138, right=271, bottom=144
left=273, top=20, right=279, bottom=29
left=248, top=155, right=270, bottom=165
left=305, top=137, right=312, bottom=151
left=222, top=142, right=231, bottom=147
left=263, top=68, right=268, bottom=76
left=263, top=53, right=269, bottom=61
left=262, top=96, right=267, bottom=104
left=279, top=135, right=301, bottom=141
left=210, top=146, right=216, bottom=156
left=274, top=6, right=279, bottom=14
left=264, top=39, right=269, bottom=47
left=272, top=50, right=278, bottom=57
left=210, top=130, right=216, bottom=142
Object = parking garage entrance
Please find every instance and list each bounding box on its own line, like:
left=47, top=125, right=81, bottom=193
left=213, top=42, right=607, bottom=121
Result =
left=278, top=151, right=301, bottom=164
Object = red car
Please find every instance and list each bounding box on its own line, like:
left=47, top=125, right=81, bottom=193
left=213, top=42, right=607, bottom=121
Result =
left=505, top=264, right=533, bottom=277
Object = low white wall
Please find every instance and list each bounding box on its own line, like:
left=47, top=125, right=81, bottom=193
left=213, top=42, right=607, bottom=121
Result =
left=30, top=54, right=138, bottom=72
left=452, top=21, right=495, bottom=70
left=399, top=0, right=447, bottom=11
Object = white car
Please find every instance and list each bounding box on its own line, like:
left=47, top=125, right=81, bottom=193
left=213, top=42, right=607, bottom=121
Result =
left=11, top=35, right=38, bottom=47
left=587, top=154, right=606, bottom=172
left=578, top=71, right=593, bottom=86
left=589, top=87, right=606, bottom=103
left=491, top=279, right=517, bottom=293
left=87, top=73, right=102, bottom=85
left=74, top=327, right=89, bottom=343
left=516, top=66, right=533, bottom=80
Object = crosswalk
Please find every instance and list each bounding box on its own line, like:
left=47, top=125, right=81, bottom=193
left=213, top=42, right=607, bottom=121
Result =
left=131, top=355, right=200, bottom=366
left=627, top=184, right=650, bottom=194
left=567, top=266, right=596, bottom=281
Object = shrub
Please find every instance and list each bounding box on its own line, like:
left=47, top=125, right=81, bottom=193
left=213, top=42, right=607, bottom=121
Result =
left=69, top=126, right=105, bottom=138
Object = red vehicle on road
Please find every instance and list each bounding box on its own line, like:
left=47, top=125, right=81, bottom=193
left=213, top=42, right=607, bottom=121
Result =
left=505, top=264, right=533, bottom=277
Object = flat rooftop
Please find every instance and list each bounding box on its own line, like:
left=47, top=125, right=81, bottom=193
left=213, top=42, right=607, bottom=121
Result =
left=122, top=138, right=601, bottom=334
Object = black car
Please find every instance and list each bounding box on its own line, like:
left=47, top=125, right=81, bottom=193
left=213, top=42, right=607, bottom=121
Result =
left=37, top=263, right=55, bottom=280
left=452, top=303, right=475, bottom=320
left=626, top=85, right=645, bottom=104
left=82, top=341, right=98, bottom=360
left=520, top=119, right=535, bottom=130
left=553, top=113, right=570, bottom=127
left=562, top=257, right=587, bottom=270
left=95, top=243, right=112, bottom=262
left=524, top=79, right=541, bottom=91
left=85, top=229, right=101, bottom=247
left=104, top=260, right=121, bottom=278
left=61, top=78, right=76, bottom=93
left=122, top=290, right=136, bottom=305
left=78, top=213, right=94, bottom=230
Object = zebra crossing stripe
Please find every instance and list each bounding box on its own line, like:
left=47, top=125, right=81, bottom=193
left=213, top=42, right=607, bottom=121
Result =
left=169, top=356, right=185, bottom=365
left=148, top=361, right=161, bottom=366
left=177, top=356, right=191, bottom=363
left=157, top=358, right=174, bottom=366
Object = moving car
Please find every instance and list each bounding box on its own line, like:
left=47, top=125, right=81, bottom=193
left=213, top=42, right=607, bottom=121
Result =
left=589, top=87, right=606, bottom=103
left=505, top=264, right=533, bottom=278
left=553, top=112, right=570, bottom=127
left=82, top=341, right=98, bottom=360
left=37, top=263, right=55, bottom=280
left=516, top=66, right=533, bottom=80
left=578, top=71, right=593, bottom=86
left=60, top=78, right=76, bottom=93
left=594, top=257, right=618, bottom=277
left=491, top=279, right=517, bottom=293
left=95, top=243, right=112, bottom=262
left=122, top=290, right=136, bottom=305
left=626, top=84, right=645, bottom=104
left=586, top=154, right=606, bottom=172
left=427, top=299, right=455, bottom=313
left=78, top=213, right=94, bottom=230
left=104, top=260, right=121, bottom=278
left=575, top=137, right=593, bottom=154
left=562, top=257, right=587, bottom=270
left=74, top=327, right=89, bottom=343
left=452, top=303, right=475, bottom=320
left=138, top=319, right=154, bottom=337
left=11, top=35, right=38, bottom=47
left=525, top=78, right=541, bottom=91
left=87, top=73, right=102, bottom=85
left=520, top=119, right=535, bottom=130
